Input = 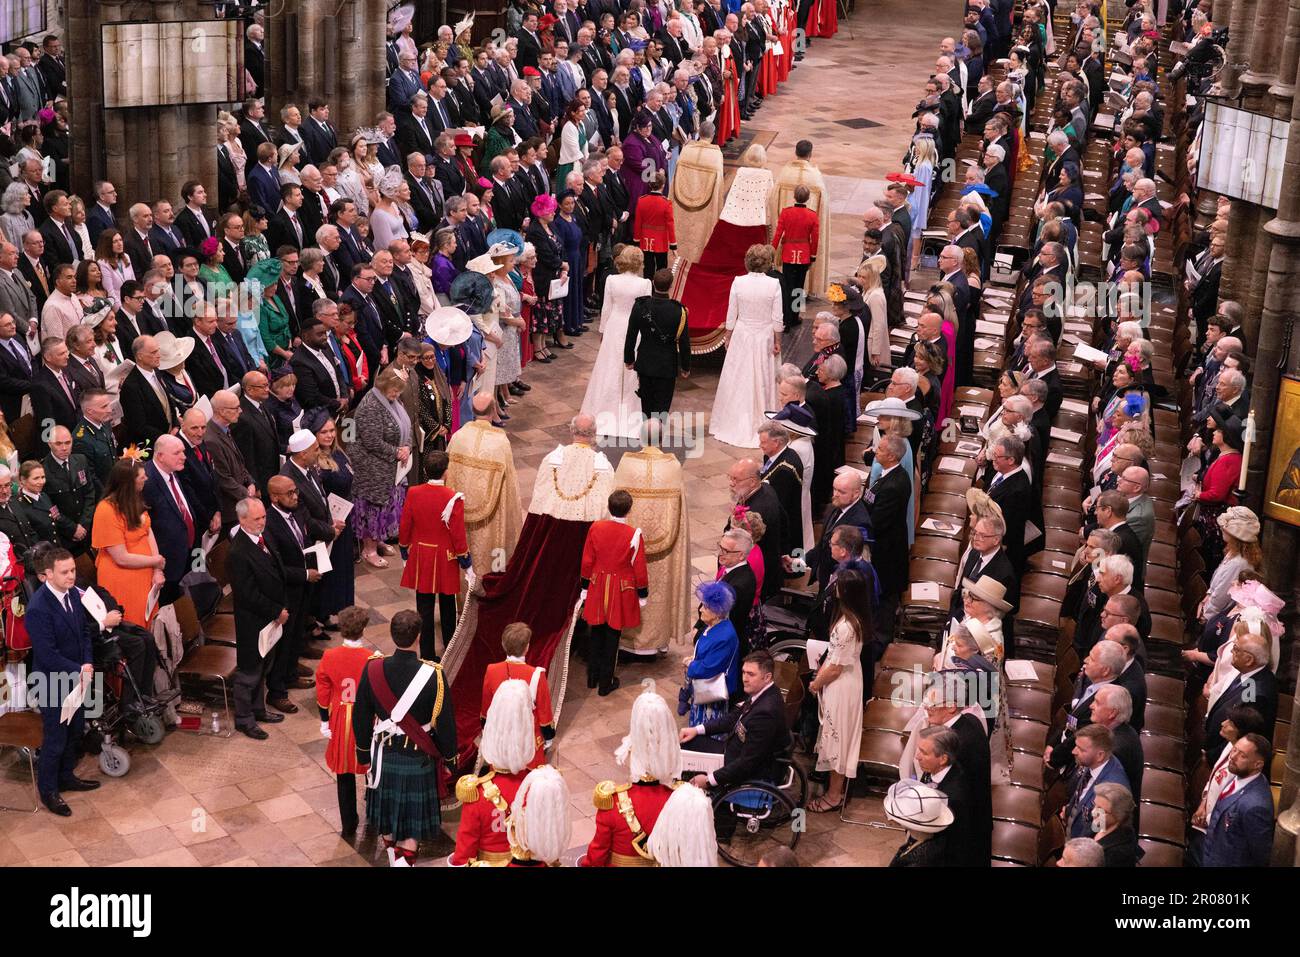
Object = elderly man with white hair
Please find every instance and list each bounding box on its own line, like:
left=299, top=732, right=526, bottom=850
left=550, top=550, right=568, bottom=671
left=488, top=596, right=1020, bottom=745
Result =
left=1204, top=627, right=1278, bottom=764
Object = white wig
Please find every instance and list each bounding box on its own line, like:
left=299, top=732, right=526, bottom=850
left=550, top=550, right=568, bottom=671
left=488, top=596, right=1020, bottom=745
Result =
left=615, top=691, right=681, bottom=784
left=647, top=785, right=717, bottom=867
left=510, top=765, right=571, bottom=864
left=479, top=679, right=535, bottom=774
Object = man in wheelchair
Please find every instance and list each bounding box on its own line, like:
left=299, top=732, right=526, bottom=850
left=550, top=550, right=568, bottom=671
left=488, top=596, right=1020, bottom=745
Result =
left=680, top=649, right=792, bottom=790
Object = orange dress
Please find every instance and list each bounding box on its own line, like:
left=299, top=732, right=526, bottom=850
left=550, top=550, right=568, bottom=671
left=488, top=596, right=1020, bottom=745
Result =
left=91, top=500, right=156, bottom=628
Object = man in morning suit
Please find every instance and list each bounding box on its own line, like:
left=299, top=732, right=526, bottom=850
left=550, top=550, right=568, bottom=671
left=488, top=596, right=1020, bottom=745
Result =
left=803, top=468, right=872, bottom=593
left=1204, top=633, right=1278, bottom=764
left=622, top=269, right=691, bottom=420
left=915, top=726, right=976, bottom=866
left=987, top=434, right=1043, bottom=574
left=141, top=436, right=199, bottom=604
left=867, top=434, right=911, bottom=652
left=725, top=459, right=786, bottom=602
left=232, top=371, right=283, bottom=494
left=228, top=496, right=290, bottom=740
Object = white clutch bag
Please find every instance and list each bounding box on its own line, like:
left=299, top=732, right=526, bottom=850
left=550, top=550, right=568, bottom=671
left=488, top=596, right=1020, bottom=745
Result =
left=692, top=672, right=730, bottom=704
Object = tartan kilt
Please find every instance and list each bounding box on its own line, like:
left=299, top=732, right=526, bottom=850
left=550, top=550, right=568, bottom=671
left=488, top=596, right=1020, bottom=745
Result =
left=366, top=748, right=442, bottom=841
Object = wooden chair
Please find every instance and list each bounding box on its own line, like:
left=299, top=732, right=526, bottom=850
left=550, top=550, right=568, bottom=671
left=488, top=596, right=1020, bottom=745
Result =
left=1009, top=751, right=1045, bottom=791
left=991, top=820, right=1041, bottom=865
left=1009, top=718, right=1048, bottom=755
left=992, top=784, right=1045, bottom=827
left=1145, top=673, right=1186, bottom=710
left=1142, top=702, right=1188, bottom=742
left=1140, top=768, right=1187, bottom=810
left=1136, top=801, right=1187, bottom=847
left=880, top=642, right=937, bottom=672
left=0, top=712, right=43, bottom=812
left=1137, top=838, right=1185, bottom=866
left=856, top=728, right=906, bottom=778
left=176, top=644, right=238, bottom=738
left=1006, top=686, right=1053, bottom=724
left=862, top=697, right=918, bottom=734
left=1141, top=732, right=1186, bottom=774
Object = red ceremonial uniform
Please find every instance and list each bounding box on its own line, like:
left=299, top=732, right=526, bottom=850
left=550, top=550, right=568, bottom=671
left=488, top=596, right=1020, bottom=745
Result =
left=316, top=644, right=377, bottom=774
left=450, top=768, right=527, bottom=866
left=771, top=204, right=821, bottom=265
left=580, top=519, right=650, bottom=630
left=634, top=193, right=676, bottom=253
left=579, top=780, right=676, bottom=866
left=398, top=481, right=468, bottom=594
left=481, top=657, right=555, bottom=769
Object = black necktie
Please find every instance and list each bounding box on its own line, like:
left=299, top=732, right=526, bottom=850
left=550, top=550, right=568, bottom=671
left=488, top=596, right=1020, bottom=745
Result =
left=921, top=772, right=933, bottom=784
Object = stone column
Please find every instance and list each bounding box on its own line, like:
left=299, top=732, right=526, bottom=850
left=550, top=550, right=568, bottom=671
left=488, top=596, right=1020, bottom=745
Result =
left=1243, top=0, right=1300, bottom=866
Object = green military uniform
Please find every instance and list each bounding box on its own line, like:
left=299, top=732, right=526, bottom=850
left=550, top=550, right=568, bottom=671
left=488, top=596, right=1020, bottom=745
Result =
left=42, top=453, right=98, bottom=555
left=72, top=417, right=118, bottom=487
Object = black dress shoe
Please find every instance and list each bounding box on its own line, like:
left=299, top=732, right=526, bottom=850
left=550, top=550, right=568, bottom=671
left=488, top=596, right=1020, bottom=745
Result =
left=300, top=645, right=324, bottom=660
left=253, top=711, right=286, bottom=723
left=321, top=621, right=340, bottom=632
left=587, top=669, right=598, bottom=689
left=267, top=697, right=299, bottom=714
left=517, top=381, right=532, bottom=391
left=289, top=676, right=316, bottom=689
left=296, top=663, right=313, bottom=678
left=61, top=775, right=101, bottom=792
left=42, top=793, right=72, bottom=816
left=238, top=725, right=269, bottom=740
left=508, top=383, right=525, bottom=395
left=597, top=677, right=621, bottom=697
left=557, top=342, right=574, bottom=349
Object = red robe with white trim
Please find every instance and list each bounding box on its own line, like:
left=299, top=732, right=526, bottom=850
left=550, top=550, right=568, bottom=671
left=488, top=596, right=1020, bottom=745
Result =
left=580, top=519, right=649, bottom=630
left=399, top=482, right=469, bottom=594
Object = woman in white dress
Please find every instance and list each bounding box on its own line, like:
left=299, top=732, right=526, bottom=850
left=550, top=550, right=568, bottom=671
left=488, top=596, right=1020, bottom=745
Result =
left=808, top=568, right=869, bottom=812
left=709, top=244, right=783, bottom=448
left=582, top=245, right=651, bottom=439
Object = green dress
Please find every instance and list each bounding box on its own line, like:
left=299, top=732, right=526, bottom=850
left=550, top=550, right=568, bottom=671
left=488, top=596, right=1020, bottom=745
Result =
left=242, top=233, right=271, bottom=263
left=199, top=263, right=235, bottom=297
left=257, top=293, right=293, bottom=366
left=479, top=125, right=516, bottom=176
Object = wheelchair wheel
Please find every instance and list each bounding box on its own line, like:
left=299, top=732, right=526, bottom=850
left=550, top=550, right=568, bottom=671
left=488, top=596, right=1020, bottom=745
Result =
left=766, top=636, right=807, bottom=663
left=99, top=744, right=131, bottom=778
left=712, top=780, right=802, bottom=867
left=132, top=713, right=166, bottom=745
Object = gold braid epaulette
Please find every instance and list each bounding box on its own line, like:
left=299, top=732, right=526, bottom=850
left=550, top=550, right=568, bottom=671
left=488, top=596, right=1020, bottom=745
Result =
left=593, top=779, right=624, bottom=811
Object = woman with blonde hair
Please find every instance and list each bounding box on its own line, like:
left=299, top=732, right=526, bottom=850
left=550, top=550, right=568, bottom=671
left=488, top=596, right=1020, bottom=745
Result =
left=0, top=412, right=17, bottom=474
left=854, top=254, right=892, bottom=374
left=905, top=133, right=939, bottom=263
left=709, top=243, right=783, bottom=448
left=337, top=133, right=379, bottom=215
left=580, top=244, right=651, bottom=439
left=217, top=111, right=248, bottom=198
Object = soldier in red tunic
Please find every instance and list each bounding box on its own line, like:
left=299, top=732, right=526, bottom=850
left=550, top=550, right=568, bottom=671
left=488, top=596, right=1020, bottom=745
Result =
left=771, top=184, right=821, bottom=329
left=480, top=622, right=555, bottom=768
left=580, top=689, right=681, bottom=866
left=508, top=764, right=571, bottom=866
left=580, top=490, right=650, bottom=696
left=316, top=606, right=380, bottom=837
left=634, top=171, right=677, bottom=279
left=450, top=678, right=536, bottom=866
left=398, top=450, right=471, bottom=661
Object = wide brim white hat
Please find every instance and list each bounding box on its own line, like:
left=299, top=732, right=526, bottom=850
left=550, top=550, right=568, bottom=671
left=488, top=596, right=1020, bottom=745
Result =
left=154, top=331, right=195, bottom=368
left=864, top=396, right=922, bottom=421
left=884, top=780, right=954, bottom=833
left=425, top=306, right=473, bottom=346
left=467, top=253, right=500, bottom=275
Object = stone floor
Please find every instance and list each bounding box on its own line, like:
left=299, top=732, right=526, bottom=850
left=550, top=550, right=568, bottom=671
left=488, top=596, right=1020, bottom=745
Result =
left=0, top=1, right=944, bottom=867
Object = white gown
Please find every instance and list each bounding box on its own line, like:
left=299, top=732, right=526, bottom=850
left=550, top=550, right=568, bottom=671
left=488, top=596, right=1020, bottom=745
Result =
left=709, top=271, right=783, bottom=448
left=582, top=273, right=653, bottom=439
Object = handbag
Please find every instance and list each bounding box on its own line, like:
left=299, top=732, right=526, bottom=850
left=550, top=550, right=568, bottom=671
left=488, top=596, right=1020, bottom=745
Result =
left=691, top=641, right=736, bottom=704
left=691, top=672, right=730, bottom=705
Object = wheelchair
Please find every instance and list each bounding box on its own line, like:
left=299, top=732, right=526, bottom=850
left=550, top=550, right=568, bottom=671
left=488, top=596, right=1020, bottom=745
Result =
left=85, top=634, right=174, bottom=777
left=710, top=751, right=808, bottom=867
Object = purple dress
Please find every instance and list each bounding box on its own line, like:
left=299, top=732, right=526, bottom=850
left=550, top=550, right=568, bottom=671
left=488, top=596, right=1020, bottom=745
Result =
left=431, top=253, right=458, bottom=297
left=619, top=132, right=669, bottom=214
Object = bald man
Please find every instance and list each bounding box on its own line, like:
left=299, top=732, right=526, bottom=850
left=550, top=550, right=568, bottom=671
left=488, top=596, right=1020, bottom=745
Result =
left=205, top=390, right=257, bottom=529
left=178, top=407, right=221, bottom=535
left=264, top=474, right=322, bottom=709
left=142, top=434, right=200, bottom=598
left=42, top=425, right=97, bottom=555
left=726, top=458, right=787, bottom=601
